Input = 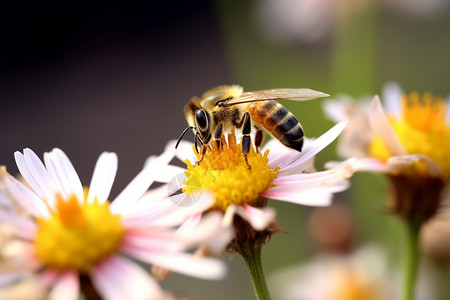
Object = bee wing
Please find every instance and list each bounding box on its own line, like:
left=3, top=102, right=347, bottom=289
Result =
left=224, top=88, right=329, bottom=107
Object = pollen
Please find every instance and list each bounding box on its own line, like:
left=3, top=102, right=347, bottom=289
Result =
left=34, top=193, right=124, bottom=273
left=183, top=131, right=279, bottom=211
left=370, top=92, right=450, bottom=180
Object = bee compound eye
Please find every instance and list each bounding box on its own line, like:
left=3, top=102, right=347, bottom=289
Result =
left=195, top=109, right=208, bottom=130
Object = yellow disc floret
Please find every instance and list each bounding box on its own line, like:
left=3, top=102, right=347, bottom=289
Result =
left=370, top=92, right=450, bottom=180
left=183, top=131, right=279, bottom=211
left=35, top=193, right=124, bottom=273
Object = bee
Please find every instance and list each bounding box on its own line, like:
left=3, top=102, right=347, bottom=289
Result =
left=176, top=85, right=328, bottom=162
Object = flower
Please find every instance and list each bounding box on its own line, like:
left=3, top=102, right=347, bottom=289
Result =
left=0, top=148, right=226, bottom=300
left=255, top=0, right=449, bottom=44
left=324, top=83, right=450, bottom=223
left=159, top=121, right=354, bottom=252
left=269, top=245, right=390, bottom=300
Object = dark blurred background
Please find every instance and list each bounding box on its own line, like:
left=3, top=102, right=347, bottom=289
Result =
left=1, top=1, right=449, bottom=299
left=0, top=1, right=231, bottom=194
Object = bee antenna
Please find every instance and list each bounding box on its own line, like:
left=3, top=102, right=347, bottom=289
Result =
left=175, top=126, right=193, bottom=149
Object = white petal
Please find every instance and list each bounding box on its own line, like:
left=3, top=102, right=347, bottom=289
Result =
left=265, top=139, right=304, bottom=170
left=235, top=204, right=276, bottom=231
left=276, top=121, right=347, bottom=173
left=122, top=191, right=214, bottom=228
left=44, top=148, right=84, bottom=203
left=14, top=150, right=57, bottom=205
left=49, top=271, right=79, bottom=300
left=91, top=255, right=163, bottom=300
left=177, top=212, right=234, bottom=254
left=5, top=176, right=49, bottom=218
left=120, top=247, right=226, bottom=280
left=87, top=152, right=118, bottom=204
left=155, top=164, right=186, bottom=183
left=169, top=139, right=198, bottom=163
left=369, top=96, right=406, bottom=156
left=322, top=98, right=349, bottom=122
left=111, top=149, right=175, bottom=212
left=382, top=82, right=403, bottom=117
left=446, top=94, right=450, bottom=122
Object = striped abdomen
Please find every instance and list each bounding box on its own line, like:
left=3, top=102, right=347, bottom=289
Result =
left=248, top=100, right=304, bottom=152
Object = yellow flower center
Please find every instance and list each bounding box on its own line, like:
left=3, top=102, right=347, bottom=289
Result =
left=35, top=192, right=124, bottom=273
left=183, top=132, right=279, bottom=211
left=370, top=92, right=450, bottom=180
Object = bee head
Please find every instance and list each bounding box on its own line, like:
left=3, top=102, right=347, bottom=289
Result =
left=184, top=96, right=212, bottom=146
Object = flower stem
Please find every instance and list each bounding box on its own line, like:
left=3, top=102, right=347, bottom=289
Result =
left=239, top=245, right=272, bottom=300
left=402, top=221, right=420, bottom=300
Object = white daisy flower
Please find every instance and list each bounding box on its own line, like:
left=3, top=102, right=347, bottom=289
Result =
left=156, top=121, right=356, bottom=252
left=0, top=148, right=226, bottom=300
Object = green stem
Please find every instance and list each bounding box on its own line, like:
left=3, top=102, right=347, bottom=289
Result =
left=239, top=245, right=272, bottom=300
left=402, top=221, right=420, bottom=300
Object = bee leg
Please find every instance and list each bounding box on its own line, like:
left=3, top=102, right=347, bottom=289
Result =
left=196, top=145, right=207, bottom=165
left=214, top=123, right=223, bottom=149
left=254, top=128, right=264, bottom=153
left=240, top=112, right=252, bottom=170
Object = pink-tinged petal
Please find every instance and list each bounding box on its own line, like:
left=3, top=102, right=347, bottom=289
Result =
left=177, top=213, right=202, bottom=233
left=43, top=148, right=84, bottom=204
left=120, top=247, right=226, bottom=280
left=91, top=255, right=163, bottom=300
left=235, top=204, right=276, bottom=231
left=382, top=82, right=403, bottom=117
left=0, top=210, right=36, bottom=240
left=262, top=181, right=349, bottom=206
left=369, top=96, right=406, bottom=156
left=39, top=269, right=61, bottom=288
left=273, top=159, right=356, bottom=186
left=121, top=229, right=184, bottom=253
left=4, top=176, right=49, bottom=218
left=122, top=192, right=214, bottom=228
left=110, top=149, right=175, bottom=212
left=48, top=271, right=79, bottom=300
left=276, top=121, right=347, bottom=173
left=87, top=152, right=118, bottom=204
left=177, top=212, right=234, bottom=254
left=137, top=184, right=169, bottom=202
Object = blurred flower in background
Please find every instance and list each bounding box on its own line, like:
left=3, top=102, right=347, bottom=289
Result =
left=269, top=204, right=390, bottom=300
left=323, top=82, right=450, bottom=299
left=255, top=0, right=449, bottom=44
left=324, top=83, right=450, bottom=223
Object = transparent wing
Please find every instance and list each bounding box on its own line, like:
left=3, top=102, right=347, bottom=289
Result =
left=224, top=88, right=329, bottom=107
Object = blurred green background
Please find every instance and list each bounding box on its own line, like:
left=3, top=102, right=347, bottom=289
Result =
left=1, top=0, right=449, bottom=299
